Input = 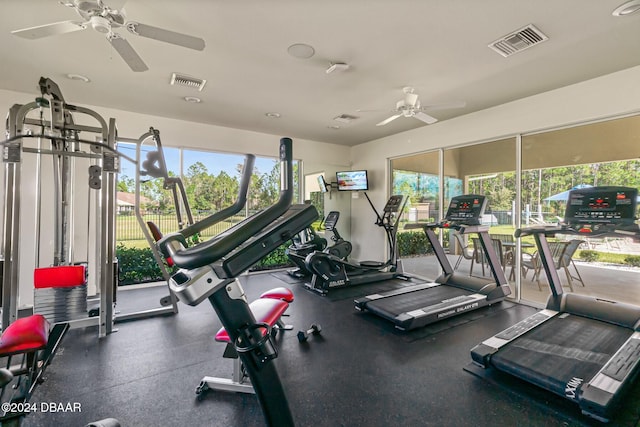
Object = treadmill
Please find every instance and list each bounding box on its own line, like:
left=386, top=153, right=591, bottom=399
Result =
left=470, top=186, right=640, bottom=422
left=355, top=194, right=512, bottom=331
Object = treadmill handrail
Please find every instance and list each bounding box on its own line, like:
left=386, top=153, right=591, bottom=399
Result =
left=159, top=138, right=293, bottom=270
left=515, top=225, right=563, bottom=238
left=516, top=224, right=640, bottom=239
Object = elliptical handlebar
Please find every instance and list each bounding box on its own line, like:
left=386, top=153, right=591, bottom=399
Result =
left=159, top=138, right=294, bottom=270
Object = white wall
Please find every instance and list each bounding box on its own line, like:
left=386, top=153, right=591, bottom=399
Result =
left=349, top=65, right=640, bottom=262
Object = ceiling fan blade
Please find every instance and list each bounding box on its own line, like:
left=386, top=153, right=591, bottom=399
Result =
left=420, top=101, right=467, bottom=111
left=11, top=21, right=87, bottom=39
left=376, top=114, right=402, bottom=126
left=357, top=108, right=392, bottom=113
left=414, top=111, right=439, bottom=125
left=126, top=22, right=205, bottom=51
left=107, top=33, right=148, bottom=72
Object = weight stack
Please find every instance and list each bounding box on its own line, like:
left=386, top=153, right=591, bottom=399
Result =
left=34, top=265, right=88, bottom=323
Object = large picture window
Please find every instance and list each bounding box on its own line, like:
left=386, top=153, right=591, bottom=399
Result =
left=388, top=114, right=640, bottom=307
left=115, top=143, right=300, bottom=244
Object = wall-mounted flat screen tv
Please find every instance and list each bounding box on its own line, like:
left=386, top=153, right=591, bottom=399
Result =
left=336, top=170, right=369, bottom=191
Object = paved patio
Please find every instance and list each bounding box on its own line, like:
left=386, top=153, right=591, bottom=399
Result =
left=401, top=255, right=640, bottom=307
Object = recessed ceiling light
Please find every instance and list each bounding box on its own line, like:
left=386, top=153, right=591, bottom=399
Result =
left=287, top=43, right=315, bottom=59
left=66, top=73, right=90, bottom=83
left=265, top=112, right=281, bottom=118
left=327, top=125, right=341, bottom=130
left=184, top=96, right=201, bottom=103
left=613, top=0, right=640, bottom=16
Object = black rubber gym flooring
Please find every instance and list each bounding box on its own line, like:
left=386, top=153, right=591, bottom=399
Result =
left=22, top=272, right=640, bottom=427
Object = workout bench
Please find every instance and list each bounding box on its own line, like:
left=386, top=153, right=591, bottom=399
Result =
left=196, top=287, right=294, bottom=397
left=0, top=265, right=84, bottom=423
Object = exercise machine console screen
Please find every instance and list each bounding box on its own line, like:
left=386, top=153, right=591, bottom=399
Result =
left=443, top=195, right=487, bottom=225
left=564, top=186, right=637, bottom=228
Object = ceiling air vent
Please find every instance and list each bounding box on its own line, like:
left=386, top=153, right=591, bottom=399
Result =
left=170, top=73, right=207, bottom=91
left=333, top=114, right=359, bottom=124
left=488, top=24, right=548, bottom=57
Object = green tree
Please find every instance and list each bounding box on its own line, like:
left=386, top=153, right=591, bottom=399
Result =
left=117, top=175, right=134, bottom=193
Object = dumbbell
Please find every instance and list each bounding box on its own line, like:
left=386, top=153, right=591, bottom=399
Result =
left=297, top=324, right=322, bottom=342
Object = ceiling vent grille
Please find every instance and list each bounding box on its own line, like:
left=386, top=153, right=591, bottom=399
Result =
left=170, top=73, right=207, bottom=91
left=333, top=114, right=359, bottom=124
left=488, top=24, right=548, bottom=57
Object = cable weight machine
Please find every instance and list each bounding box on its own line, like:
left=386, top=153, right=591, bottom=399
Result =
left=112, top=127, right=187, bottom=321
left=1, top=77, right=123, bottom=337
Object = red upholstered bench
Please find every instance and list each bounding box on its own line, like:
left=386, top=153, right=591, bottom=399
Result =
left=260, top=286, right=294, bottom=303
left=214, top=298, right=289, bottom=343
left=196, top=288, right=294, bottom=398
left=259, top=287, right=294, bottom=331
left=147, top=221, right=175, bottom=267
left=0, top=314, right=64, bottom=407
left=0, top=315, right=49, bottom=357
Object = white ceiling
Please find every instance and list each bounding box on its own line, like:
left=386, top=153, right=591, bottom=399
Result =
left=2, top=0, right=640, bottom=147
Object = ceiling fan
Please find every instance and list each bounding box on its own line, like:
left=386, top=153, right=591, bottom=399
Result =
left=360, top=87, right=466, bottom=126
left=11, top=0, right=205, bottom=72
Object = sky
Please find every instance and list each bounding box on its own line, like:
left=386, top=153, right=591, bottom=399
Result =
left=117, top=142, right=278, bottom=180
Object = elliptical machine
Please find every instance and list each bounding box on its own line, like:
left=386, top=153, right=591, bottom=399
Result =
left=304, top=194, right=408, bottom=295
left=286, top=211, right=352, bottom=278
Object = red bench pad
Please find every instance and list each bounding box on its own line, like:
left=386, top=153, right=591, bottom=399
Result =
left=260, top=287, right=294, bottom=303
left=147, top=221, right=174, bottom=267
left=215, top=299, right=289, bottom=343
left=34, top=265, right=86, bottom=289
left=0, top=314, right=49, bottom=356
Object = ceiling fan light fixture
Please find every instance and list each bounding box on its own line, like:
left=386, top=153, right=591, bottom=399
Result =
left=90, top=15, right=111, bottom=34
left=612, top=0, right=640, bottom=16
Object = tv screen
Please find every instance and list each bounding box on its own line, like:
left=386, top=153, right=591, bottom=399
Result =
left=336, top=170, right=368, bottom=191
left=317, top=175, right=328, bottom=193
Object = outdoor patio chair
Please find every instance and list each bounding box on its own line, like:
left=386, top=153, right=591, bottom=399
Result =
left=558, top=239, right=586, bottom=289
left=521, top=240, right=585, bottom=291
left=453, top=232, right=476, bottom=272
left=472, top=237, right=505, bottom=277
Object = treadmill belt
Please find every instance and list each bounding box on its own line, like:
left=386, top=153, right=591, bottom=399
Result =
left=366, top=285, right=472, bottom=319
left=491, top=313, right=633, bottom=400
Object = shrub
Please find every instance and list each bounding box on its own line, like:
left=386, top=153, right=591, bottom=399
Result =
left=579, top=250, right=599, bottom=262
left=117, top=240, right=296, bottom=285
left=116, top=243, right=165, bottom=286
left=250, top=243, right=295, bottom=271
left=397, top=231, right=433, bottom=257
left=624, top=255, right=640, bottom=267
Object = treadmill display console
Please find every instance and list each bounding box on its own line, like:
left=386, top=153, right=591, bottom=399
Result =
left=444, top=195, right=487, bottom=225
left=565, top=186, right=638, bottom=227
